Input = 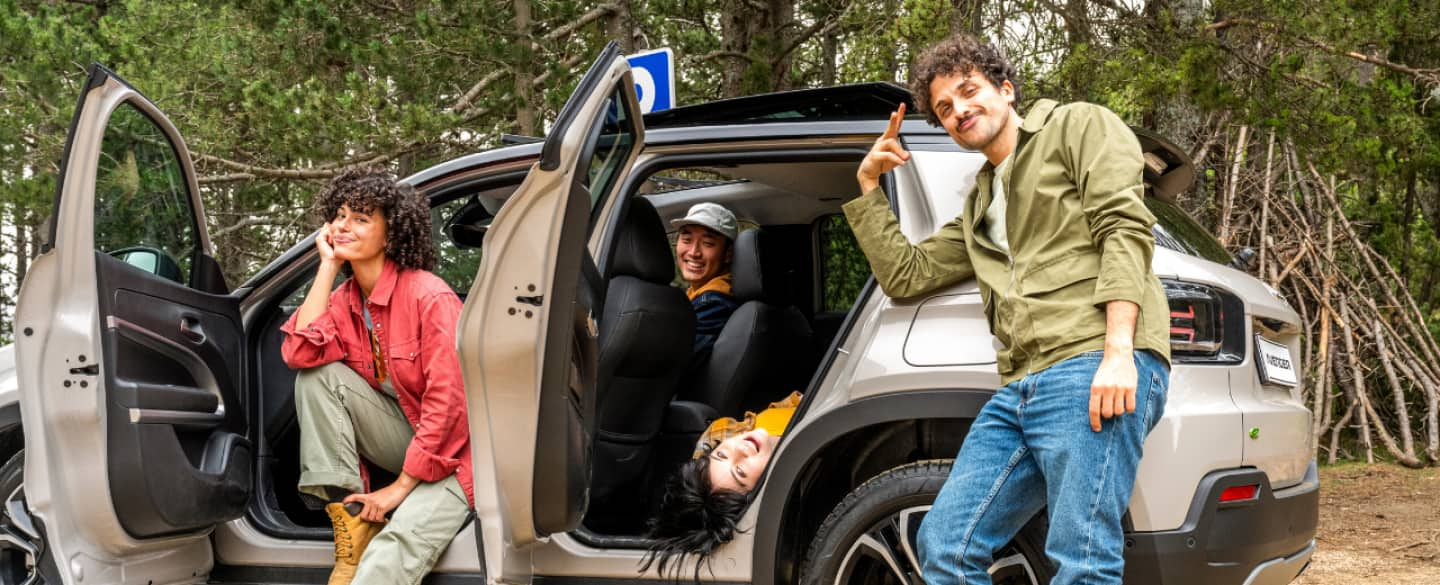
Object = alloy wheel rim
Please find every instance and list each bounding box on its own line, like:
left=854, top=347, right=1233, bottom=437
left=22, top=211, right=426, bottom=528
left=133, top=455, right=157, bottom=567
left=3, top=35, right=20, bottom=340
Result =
left=833, top=505, right=1039, bottom=585
left=0, top=480, right=42, bottom=585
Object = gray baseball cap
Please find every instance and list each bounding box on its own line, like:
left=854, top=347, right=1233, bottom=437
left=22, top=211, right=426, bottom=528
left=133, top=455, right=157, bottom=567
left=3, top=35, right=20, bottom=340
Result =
left=670, top=202, right=737, bottom=241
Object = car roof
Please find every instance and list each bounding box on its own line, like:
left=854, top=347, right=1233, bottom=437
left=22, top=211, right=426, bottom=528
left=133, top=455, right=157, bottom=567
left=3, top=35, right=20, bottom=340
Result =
left=406, top=83, right=950, bottom=187
left=407, top=82, right=1194, bottom=200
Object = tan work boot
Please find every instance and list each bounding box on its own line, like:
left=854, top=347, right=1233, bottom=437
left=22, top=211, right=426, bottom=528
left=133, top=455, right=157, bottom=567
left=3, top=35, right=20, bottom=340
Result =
left=325, top=502, right=384, bottom=585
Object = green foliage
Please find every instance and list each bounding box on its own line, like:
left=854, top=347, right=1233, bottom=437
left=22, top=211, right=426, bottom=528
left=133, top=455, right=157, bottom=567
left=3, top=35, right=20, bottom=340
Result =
left=2, top=0, right=1438, bottom=353
left=820, top=215, right=870, bottom=312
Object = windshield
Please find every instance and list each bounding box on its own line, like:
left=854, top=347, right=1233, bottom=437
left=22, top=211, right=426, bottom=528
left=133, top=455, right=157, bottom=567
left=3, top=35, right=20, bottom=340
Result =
left=1146, top=197, right=1232, bottom=265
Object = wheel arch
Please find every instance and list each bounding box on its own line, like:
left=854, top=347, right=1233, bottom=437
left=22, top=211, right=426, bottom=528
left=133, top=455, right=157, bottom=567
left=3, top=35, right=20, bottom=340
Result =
left=752, top=389, right=992, bottom=585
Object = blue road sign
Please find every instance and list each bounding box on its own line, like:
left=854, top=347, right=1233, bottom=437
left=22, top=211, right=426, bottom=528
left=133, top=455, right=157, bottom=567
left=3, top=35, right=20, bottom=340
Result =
left=626, top=48, right=675, bottom=114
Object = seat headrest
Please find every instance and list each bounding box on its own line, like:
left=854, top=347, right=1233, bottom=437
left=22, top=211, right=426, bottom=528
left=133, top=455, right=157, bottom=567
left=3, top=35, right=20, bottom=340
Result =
left=608, top=198, right=677, bottom=284
left=730, top=229, right=785, bottom=303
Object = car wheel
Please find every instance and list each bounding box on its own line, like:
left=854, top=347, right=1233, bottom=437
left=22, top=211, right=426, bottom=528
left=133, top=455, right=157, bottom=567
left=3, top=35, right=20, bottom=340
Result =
left=800, top=461, right=1054, bottom=585
left=1, top=450, right=57, bottom=585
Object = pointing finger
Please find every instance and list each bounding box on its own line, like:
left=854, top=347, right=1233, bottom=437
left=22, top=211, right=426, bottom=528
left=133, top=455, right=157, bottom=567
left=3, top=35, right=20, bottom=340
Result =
left=883, top=103, right=906, bottom=139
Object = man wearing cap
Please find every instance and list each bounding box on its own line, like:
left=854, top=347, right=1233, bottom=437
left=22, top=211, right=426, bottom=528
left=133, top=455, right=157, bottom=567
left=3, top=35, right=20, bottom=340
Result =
left=671, top=202, right=740, bottom=357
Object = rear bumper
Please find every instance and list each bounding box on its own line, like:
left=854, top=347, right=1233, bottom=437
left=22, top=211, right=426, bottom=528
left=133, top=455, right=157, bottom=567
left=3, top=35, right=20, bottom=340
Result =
left=1124, top=461, right=1319, bottom=585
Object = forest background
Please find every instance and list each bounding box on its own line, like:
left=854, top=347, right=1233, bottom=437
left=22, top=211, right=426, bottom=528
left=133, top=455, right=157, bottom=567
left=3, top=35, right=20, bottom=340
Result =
left=2, top=0, right=1439, bottom=467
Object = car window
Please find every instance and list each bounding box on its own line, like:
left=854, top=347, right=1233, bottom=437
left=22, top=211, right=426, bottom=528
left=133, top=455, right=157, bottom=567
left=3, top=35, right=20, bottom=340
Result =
left=1146, top=197, right=1233, bottom=265
left=94, top=101, right=199, bottom=285
left=578, top=87, right=637, bottom=210
left=818, top=215, right=870, bottom=312
left=430, top=196, right=485, bottom=292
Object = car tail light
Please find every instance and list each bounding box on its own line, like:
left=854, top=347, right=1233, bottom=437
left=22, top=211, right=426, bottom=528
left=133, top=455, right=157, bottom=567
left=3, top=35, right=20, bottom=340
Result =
left=1162, top=280, right=1245, bottom=364
left=1219, top=484, right=1259, bottom=502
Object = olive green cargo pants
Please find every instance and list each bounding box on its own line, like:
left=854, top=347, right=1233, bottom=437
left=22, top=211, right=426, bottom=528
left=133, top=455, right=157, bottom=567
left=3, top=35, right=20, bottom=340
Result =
left=295, top=362, right=470, bottom=585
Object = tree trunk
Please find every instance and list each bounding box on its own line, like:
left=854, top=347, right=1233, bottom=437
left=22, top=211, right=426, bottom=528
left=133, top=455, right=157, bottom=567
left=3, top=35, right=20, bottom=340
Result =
left=513, top=0, right=537, bottom=136
left=884, top=0, right=899, bottom=83
left=1219, top=125, right=1249, bottom=246
left=719, top=0, right=754, bottom=98
left=1258, top=131, right=1275, bottom=276
left=608, top=0, right=635, bottom=53
left=1372, top=318, right=1421, bottom=466
left=950, top=0, right=984, bottom=36
left=767, top=0, right=797, bottom=92
left=821, top=29, right=837, bottom=86
left=1327, top=349, right=1355, bottom=465
left=1064, top=0, right=1091, bottom=47
left=14, top=205, right=28, bottom=287
left=1400, top=168, right=1416, bottom=286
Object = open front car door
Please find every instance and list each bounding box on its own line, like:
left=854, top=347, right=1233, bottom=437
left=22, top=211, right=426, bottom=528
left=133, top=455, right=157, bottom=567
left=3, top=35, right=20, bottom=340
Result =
left=457, top=42, right=643, bottom=584
left=14, top=65, right=250, bottom=584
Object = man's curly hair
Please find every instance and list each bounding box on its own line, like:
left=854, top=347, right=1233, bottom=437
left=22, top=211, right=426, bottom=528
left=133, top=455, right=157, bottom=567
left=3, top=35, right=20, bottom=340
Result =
left=909, top=34, right=1022, bottom=127
left=313, top=167, right=436, bottom=271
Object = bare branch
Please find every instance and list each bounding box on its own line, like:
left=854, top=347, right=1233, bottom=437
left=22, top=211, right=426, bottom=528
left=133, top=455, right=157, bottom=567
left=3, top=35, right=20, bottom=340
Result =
left=1207, top=18, right=1440, bottom=86
left=694, top=50, right=758, bottom=64
left=532, top=54, right=588, bottom=88
left=212, top=215, right=303, bottom=239
left=775, top=5, right=856, bottom=64
left=194, top=144, right=421, bottom=184
left=544, top=4, right=618, bottom=43
left=448, top=69, right=510, bottom=114
left=1303, top=37, right=1440, bottom=86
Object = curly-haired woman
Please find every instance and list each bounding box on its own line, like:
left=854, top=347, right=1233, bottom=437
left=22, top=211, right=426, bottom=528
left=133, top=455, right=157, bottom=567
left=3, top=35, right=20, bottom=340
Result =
left=280, top=168, right=472, bottom=585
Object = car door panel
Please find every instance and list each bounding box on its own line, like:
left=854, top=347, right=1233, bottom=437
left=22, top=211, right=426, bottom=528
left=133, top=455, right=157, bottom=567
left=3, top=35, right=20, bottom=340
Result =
left=97, top=254, right=249, bottom=537
left=458, top=41, right=642, bottom=584
left=14, top=65, right=248, bottom=583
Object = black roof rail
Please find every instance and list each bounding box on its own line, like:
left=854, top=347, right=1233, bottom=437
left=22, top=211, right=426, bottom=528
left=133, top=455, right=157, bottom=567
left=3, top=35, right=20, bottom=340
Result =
left=642, top=82, right=916, bottom=128
left=500, top=133, right=544, bottom=145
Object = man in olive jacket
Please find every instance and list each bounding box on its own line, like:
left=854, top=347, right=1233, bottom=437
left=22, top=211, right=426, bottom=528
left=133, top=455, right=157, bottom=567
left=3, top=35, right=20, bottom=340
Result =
left=843, top=35, right=1171, bottom=585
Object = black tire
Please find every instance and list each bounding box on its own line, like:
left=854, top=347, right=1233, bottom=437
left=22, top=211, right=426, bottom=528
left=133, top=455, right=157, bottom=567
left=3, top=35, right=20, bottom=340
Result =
left=800, top=460, right=1054, bottom=585
left=1, top=450, right=59, bottom=585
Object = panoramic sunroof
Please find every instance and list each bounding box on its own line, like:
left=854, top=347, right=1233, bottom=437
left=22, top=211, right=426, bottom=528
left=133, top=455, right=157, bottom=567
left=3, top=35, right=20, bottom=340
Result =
left=643, top=82, right=916, bottom=128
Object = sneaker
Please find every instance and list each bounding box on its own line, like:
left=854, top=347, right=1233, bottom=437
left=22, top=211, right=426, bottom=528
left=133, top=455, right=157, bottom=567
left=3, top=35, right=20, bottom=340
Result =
left=325, top=502, right=384, bottom=585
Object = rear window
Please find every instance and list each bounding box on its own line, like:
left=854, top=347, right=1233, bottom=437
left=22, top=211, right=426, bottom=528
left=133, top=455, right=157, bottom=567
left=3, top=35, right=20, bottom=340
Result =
left=1146, top=197, right=1232, bottom=265
left=818, top=215, right=870, bottom=312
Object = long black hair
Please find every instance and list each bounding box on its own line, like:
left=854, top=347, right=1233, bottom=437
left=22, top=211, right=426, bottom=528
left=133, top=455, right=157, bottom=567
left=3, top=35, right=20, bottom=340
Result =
left=642, top=454, right=753, bottom=581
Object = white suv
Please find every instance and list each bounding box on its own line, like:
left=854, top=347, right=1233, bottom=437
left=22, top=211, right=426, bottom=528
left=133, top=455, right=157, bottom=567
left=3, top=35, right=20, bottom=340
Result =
left=0, top=44, right=1316, bottom=585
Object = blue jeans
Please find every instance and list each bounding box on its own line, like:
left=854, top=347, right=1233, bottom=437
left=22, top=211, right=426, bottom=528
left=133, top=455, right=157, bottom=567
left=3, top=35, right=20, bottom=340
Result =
left=917, top=350, right=1169, bottom=585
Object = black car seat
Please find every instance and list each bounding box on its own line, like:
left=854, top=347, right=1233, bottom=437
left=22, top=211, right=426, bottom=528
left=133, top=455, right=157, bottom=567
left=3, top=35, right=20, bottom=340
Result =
left=679, top=229, right=813, bottom=418
left=585, top=198, right=696, bottom=533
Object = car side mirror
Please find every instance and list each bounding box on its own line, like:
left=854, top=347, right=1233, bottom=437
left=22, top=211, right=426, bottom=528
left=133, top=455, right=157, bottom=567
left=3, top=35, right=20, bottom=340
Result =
left=111, top=246, right=184, bottom=283
left=446, top=196, right=495, bottom=249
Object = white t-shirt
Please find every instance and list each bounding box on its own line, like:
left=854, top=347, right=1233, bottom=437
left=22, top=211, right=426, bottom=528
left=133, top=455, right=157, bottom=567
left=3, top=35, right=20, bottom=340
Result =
left=984, top=155, right=1012, bottom=256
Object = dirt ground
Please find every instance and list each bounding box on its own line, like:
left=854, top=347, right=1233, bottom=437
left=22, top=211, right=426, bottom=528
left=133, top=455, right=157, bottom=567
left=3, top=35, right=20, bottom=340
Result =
left=1291, top=462, right=1440, bottom=585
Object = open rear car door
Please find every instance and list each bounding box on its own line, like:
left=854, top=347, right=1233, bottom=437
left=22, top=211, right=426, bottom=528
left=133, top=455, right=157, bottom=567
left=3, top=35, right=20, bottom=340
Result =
left=14, top=65, right=249, bottom=584
left=457, top=42, right=643, bottom=584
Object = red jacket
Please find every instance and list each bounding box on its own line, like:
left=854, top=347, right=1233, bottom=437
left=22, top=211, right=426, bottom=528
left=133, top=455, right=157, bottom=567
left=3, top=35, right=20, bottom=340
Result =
left=281, top=260, right=474, bottom=505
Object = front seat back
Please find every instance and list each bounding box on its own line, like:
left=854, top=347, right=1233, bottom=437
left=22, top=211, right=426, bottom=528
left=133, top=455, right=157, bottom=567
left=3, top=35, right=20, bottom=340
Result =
left=680, top=229, right=813, bottom=417
left=587, top=198, right=696, bottom=530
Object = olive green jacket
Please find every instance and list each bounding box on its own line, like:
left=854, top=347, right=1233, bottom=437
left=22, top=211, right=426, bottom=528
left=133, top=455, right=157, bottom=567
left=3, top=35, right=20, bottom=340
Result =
left=843, top=99, right=1171, bottom=384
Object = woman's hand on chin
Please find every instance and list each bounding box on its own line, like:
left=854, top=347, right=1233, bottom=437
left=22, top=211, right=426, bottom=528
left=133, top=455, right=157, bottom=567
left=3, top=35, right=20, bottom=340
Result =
left=316, top=227, right=344, bottom=271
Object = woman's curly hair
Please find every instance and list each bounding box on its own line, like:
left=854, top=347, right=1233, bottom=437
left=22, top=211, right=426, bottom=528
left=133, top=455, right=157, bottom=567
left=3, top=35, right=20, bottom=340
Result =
left=313, top=167, right=435, bottom=271
left=642, top=454, right=752, bottom=581
left=909, top=33, right=1022, bottom=127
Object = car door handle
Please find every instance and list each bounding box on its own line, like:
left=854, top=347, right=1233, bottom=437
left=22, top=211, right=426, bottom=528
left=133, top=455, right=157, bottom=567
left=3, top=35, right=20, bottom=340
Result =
left=180, top=316, right=206, bottom=344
